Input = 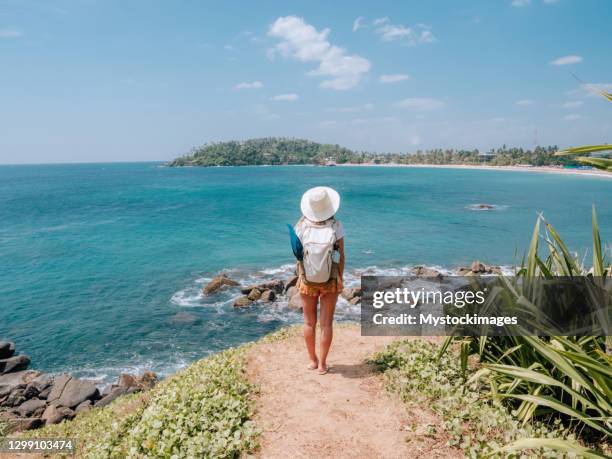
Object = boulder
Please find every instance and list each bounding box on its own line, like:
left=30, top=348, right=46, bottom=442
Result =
left=47, top=374, right=72, bottom=403
left=0, top=341, right=15, bottom=359
left=203, top=274, right=239, bottom=295
left=1, top=414, right=43, bottom=432
left=341, top=287, right=362, bottom=301
left=138, top=371, right=158, bottom=390
left=260, top=289, right=276, bottom=302
left=95, top=386, right=128, bottom=408
left=3, top=389, right=25, bottom=407
left=118, top=373, right=139, bottom=389
left=284, top=276, right=299, bottom=292
left=414, top=266, right=443, bottom=278
left=286, top=286, right=298, bottom=299
left=0, top=355, right=30, bottom=374
left=16, top=398, right=46, bottom=417
left=24, top=374, right=53, bottom=399
left=42, top=404, right=75, bottom=425
left=288, top=293, right=303, bottom=311
left=349, top=297, right=361, bottom=305
left=233, top=296, right=253, bottom=308
left=75, top=400, right=92, bottom=414
left=241, top=279, right=284, bottom=295
left=471, top=261, right=487, bottom=274
left=247, top=288, right=262, bottom=301
left=456, top=267, right=471, bottom=275
left=57, top=379, right=99, bottom=409
left=0, top=370, right=40, bottom=398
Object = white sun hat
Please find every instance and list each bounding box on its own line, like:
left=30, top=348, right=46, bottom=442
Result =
left=300, top=186, right=340, bottom=222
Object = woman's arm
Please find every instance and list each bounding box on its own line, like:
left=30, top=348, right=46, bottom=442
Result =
left=337, top=238, right=345, bottom=280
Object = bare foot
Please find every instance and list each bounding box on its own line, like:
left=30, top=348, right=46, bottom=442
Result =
left=307, top=358, right=318, bottom=370
left=318, top=364, right=328, bottom=375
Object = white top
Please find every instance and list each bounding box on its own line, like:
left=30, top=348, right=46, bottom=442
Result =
left=295, top=217, right=345, bottom=242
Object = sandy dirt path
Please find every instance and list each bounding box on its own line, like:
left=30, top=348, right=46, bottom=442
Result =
left=246, top=325, right=461, bottom=459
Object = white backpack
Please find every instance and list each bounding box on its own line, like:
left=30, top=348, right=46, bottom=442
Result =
left=299, top=218, right=337, bottom=283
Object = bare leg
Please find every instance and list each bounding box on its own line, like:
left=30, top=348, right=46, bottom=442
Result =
left=301, top=294, right=319, bottom=369
left=318, top=292, right=337, bottom=374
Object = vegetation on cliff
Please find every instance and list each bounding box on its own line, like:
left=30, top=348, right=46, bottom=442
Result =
left=166, top=137, right=606, bottom=168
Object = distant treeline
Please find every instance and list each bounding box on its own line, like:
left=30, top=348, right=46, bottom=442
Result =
left=167, top=137, right=584, bottom=167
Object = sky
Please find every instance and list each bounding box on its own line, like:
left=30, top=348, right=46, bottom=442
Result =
left=0, top=0, right=611, bottom=164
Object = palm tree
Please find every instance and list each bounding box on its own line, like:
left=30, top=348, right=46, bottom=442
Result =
left=555, top=89, right=612, bottom=171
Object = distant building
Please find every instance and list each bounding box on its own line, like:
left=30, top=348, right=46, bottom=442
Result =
left=478, top=151, right=496, bottom=162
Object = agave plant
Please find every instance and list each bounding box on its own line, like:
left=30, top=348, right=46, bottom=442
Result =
left=555, top=90, right=612, bottom=171
left=440, top=206, right=612, bottom=454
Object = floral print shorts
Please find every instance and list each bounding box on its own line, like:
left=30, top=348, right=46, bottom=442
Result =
left=297, top=275, right=343, bottom=297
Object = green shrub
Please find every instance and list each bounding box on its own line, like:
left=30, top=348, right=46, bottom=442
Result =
left=370, top=339, right=610, bottom=458
left=20, top=346, right=258, bottom=458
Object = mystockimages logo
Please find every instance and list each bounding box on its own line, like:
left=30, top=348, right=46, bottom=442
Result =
left=360, top=275, right=610, bottom=337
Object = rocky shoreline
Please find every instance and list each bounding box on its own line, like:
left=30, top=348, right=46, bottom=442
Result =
left=202, top=260, right=502, bottom=310
left=0, top=341, right=158, bottom=433
left=1, top=260, right=499, bottom=434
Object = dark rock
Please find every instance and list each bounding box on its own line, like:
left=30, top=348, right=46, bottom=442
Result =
left=57, top=379, right=99, bottom=408
left=4, top=390, right=25, bottom=407
left=0, top=341, right=15, bottom=359
left=95, top=386, right=128, bottom=408
left=203, top=274, right=239, bottom=295
left=25, top=374, right=53, bottom=399
left=0, top=355, right=31, bottom=374
left=47, top=374, right=72, bottom=402
left=2, top=415, right=43, bottom=432
left=16, top=398, right=46, bottom=417
left=260, top=289, right=276, bottom=302
left=38, top=386, right=52, bottom=399
left=75, top=400, right=92, bottom=414
left=233, top=296, right=253, bottom=308
left=414, top=266, right=443, bottom=278
left=247, top=288, right=262, bottom=301
left=284, top=276, right=299, bottom=292
left=42, top=404, right=75, bottom=425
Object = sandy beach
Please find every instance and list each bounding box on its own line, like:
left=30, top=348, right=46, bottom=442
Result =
left=337, top=163, right=612, bottom=179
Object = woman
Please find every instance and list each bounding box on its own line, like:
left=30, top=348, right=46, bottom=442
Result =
left=294, top=186, right=345, bottom=375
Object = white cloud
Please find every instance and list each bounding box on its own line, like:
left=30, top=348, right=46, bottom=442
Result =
left=379, top=74, right=410, bottom=84
left=512, top=0, right=531, bottom=6
left=326, top=103, right=374, bottom=113
left=562, top=100, right=583, bottom=109
left=395, top=98, right=445, bottom=111
left=271, top=93, right=299, bottom=102
left=580, top=82, right=612, bottom=97
left=564, top=114, right=582, bottom=121
left=268, top=16, right=371, bottom=90
left=0, top=27, right=21, bottom=38
left=516, top=99, right=534, bottom=106
left=373, top=17, right=389, bottom=26
left=352, top=17, right=364, bottom=32
left=374, top=20, right=435, bottom=46
left=234, top=81, right=263, bottom=90
left=550, top=55, right=583, bottom=66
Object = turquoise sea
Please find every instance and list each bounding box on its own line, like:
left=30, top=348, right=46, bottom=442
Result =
left=1, top=163, right=610, bottom=383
